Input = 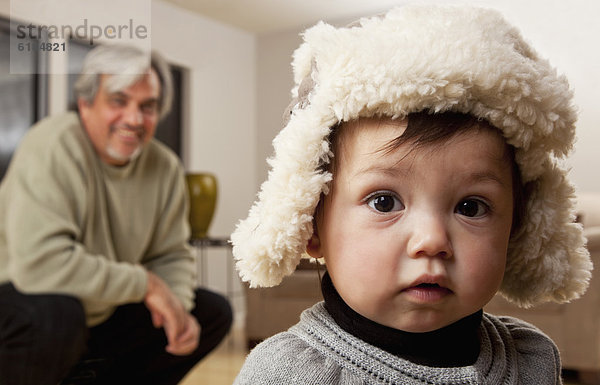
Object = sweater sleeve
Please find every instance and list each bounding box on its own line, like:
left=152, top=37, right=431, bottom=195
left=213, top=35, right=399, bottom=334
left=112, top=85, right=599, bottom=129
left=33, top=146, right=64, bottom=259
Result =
left=5, top=127, right=147, bottom=305
left=142, top=161, right=195, bottom=311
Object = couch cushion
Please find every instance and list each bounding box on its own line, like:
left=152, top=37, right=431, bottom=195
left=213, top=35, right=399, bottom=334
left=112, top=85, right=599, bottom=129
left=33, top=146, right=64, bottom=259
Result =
left=577, top=193, right=600, bottom=227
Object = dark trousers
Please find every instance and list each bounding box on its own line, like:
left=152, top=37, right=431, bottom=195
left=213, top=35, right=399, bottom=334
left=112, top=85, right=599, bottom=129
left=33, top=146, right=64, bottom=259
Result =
left=0, top=283, right=232, bottom=385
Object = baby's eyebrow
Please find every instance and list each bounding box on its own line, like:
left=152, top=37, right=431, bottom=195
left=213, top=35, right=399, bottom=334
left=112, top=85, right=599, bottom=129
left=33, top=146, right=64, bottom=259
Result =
left=462, top=171, right=509, bottom=188
left=353, top=164, right=407, bottom=178
left=353, top=165, right=509, bottom=188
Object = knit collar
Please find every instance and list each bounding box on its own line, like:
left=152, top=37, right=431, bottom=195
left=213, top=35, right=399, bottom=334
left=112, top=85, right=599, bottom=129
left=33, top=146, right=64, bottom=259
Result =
left=321, top=271, right=482, bottom=367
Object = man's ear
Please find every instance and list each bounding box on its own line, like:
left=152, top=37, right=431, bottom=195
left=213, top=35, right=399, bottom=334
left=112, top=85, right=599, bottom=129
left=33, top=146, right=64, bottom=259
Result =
left=306, top=232, right=322, bottom=259
left=77, top=98, right=90, bottom=118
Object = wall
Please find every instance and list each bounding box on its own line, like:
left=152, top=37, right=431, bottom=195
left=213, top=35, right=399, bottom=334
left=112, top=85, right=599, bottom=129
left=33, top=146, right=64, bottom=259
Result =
left=256, top=30, right=302, bottom=184
left=255, top=0, right=600, bottom=194
left=149, top=0, right=257, bottom=241
left=0, top=0, right=257, bottom=306
left=149, top=0, right=256, bottom=308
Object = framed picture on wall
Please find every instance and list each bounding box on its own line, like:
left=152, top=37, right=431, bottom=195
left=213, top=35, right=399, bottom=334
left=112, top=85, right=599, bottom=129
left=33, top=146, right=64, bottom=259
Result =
left=0, top=17, right=48, bottom=181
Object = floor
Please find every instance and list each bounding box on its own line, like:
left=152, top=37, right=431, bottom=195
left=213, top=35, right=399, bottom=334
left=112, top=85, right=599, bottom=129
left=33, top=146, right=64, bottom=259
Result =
left=178, top=320, right=247, bottom=385
left=177, top=320, right=590, bottom=385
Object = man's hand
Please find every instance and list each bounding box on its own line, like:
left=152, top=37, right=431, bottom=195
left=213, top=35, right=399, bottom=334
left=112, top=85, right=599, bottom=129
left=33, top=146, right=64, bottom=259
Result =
left=166, top=313, right=201, bottom=355
left=144, top=271, right=200, bottom=355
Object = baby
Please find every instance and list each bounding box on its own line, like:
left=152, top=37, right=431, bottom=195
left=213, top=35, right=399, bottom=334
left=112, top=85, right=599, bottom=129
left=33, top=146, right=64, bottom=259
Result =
left=232, top=5, right=591, bottom=384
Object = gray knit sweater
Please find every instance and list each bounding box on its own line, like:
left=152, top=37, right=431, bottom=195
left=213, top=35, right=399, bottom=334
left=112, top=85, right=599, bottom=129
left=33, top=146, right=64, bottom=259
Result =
left=234, top=302, right=561, bottom=384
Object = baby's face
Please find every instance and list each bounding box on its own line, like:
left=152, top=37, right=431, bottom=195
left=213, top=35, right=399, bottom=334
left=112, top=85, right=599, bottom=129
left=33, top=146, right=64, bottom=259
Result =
left=309, top=118, right=514, bottom=332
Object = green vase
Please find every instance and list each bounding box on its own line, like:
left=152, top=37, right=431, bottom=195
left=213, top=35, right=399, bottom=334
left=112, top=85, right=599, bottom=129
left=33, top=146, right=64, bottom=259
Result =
left=186, top=173, right=217, bottom=239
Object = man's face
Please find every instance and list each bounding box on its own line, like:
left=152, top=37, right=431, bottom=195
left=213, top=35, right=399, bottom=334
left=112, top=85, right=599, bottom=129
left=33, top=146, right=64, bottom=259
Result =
left=78, top=69, right=161, bottom=166
left=308, top=118, right=514, bottom=333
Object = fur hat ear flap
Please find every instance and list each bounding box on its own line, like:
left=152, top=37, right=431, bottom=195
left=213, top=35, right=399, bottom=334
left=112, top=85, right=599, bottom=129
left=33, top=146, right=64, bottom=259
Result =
left=231, top=5, right=591, bottom=305
left=501, top=161, right=591, bottom=306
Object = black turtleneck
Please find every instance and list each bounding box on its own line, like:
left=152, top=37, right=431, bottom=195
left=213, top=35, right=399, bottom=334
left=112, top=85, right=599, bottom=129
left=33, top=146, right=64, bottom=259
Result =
left=321, top=272, right=482, bottom=367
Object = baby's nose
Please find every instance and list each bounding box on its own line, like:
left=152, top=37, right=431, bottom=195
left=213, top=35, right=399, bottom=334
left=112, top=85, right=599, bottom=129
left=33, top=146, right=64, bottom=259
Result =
left=406, top=214, right=453, bottom=260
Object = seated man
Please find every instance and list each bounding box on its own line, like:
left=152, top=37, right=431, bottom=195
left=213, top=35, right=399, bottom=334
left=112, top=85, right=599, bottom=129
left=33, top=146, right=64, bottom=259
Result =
left=0, top=44, right=232, bottom=385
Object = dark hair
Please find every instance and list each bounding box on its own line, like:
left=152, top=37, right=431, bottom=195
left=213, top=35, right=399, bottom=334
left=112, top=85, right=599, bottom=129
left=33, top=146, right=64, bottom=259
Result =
left=324, top=111, right=526, bottom=234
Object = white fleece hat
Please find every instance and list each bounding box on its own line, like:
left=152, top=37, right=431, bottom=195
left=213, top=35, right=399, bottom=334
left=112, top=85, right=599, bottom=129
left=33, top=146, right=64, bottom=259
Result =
left=231, top=5, right=592, bottom=307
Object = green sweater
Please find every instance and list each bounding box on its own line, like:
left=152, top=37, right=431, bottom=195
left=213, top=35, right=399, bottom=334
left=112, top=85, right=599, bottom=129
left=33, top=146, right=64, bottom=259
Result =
left=235, top=303, right=562, bottom=384
left=0, top=112, right=195, bottom=326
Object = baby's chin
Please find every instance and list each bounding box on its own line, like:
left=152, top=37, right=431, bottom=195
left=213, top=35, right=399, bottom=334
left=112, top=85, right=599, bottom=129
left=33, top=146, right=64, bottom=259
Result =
left=366, top=308, right=462, bottom=333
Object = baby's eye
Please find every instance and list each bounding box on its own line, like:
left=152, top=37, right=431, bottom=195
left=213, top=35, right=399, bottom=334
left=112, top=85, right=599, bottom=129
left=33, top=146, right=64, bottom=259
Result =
left=367, top=193, right=404, bottom=213
left=455, top=199, right=488, bottom=218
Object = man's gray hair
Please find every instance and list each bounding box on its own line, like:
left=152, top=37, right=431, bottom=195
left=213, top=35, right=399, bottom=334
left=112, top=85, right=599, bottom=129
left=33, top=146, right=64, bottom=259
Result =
left=74, top=44, right=173, bottom=119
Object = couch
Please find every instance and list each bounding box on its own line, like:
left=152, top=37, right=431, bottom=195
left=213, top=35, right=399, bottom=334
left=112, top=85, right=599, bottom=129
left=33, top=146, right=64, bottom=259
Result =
left=244, top=259, right=323, bottom=349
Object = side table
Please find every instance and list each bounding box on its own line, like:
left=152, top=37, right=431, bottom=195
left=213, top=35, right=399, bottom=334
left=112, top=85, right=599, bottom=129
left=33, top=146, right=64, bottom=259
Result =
left=189, top=237, right=239, bottom=299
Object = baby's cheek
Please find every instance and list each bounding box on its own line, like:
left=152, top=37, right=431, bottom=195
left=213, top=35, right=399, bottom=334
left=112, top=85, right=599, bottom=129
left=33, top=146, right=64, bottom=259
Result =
left=465, top=253, right=506, bottom=297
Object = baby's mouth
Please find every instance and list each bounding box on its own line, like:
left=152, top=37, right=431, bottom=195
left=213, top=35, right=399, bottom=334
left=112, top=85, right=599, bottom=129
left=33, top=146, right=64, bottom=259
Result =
left=403, top=282, right=453, bottom=302
left=410, top=282, right=452, bottom=292
left=416, top=283, right=443, bottom=288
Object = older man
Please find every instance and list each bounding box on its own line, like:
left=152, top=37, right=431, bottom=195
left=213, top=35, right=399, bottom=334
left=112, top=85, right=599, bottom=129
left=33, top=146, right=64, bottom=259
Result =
left=0, top=45, right=231, bottom=385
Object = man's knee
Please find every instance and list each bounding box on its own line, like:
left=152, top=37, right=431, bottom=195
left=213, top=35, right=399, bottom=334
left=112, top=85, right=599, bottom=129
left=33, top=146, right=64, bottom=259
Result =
left=0, top=286, right=88, bottom=384
left=193, top=289, right=233, bottom=334
left=190, top=289, right=233, bottom=358
left=36, top=293, right=88, bottom=357
left=2, top=286, right=86, bottom=344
